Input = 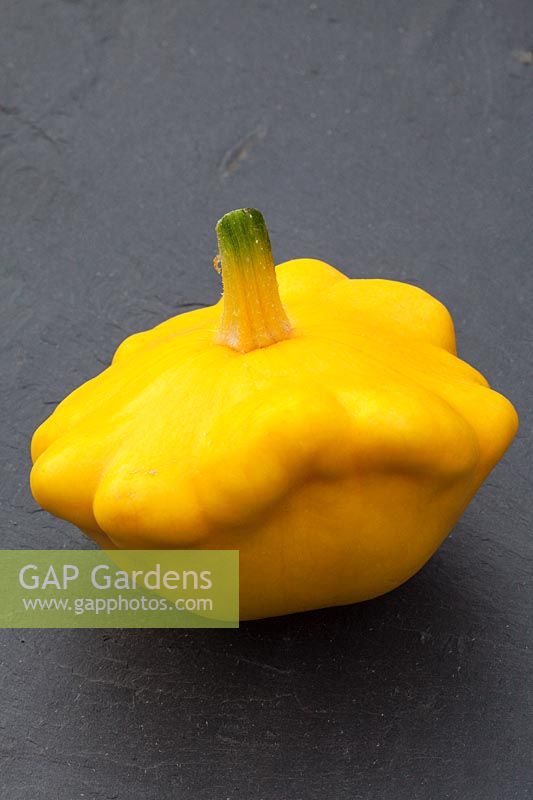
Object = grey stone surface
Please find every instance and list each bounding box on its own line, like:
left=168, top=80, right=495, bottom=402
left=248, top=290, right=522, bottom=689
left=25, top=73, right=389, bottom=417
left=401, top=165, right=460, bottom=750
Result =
left=0, top=1, right=531, bottom=798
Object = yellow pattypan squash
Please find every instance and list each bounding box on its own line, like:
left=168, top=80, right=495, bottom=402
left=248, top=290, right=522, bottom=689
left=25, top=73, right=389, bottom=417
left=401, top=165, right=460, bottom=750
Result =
left=31, top=209, right=518, bottom=619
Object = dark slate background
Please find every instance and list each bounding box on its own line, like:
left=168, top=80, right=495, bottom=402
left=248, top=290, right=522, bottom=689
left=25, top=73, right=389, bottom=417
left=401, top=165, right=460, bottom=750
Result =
left=1, top=1, right=531, bottom=798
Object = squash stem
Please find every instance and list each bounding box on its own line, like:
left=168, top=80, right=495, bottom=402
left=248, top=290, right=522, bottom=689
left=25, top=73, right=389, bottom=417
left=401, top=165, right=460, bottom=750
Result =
left=215, top=208, right=292, bottom=353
